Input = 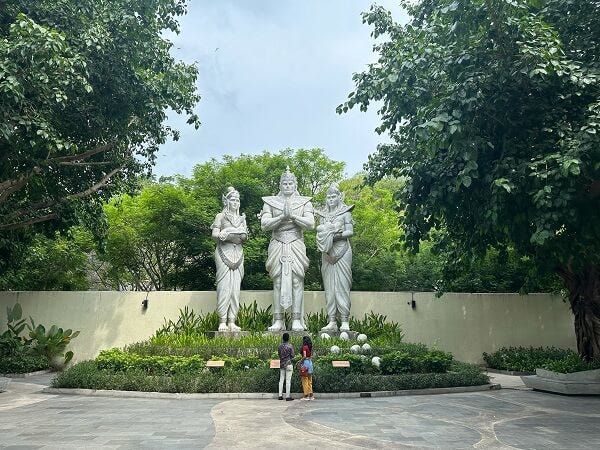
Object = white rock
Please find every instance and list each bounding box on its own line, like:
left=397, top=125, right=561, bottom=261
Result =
left=350, top=344, right=361, bottom=353
left=357, top=333, right=368, bottom=342
left=320, top=332, right=331, bottom=339
left=330, top=345, right=341, bottom=354
left=339, top=331, right=350, bottom=340
left=371, top=356, right=381, bottom=368
left=362, top=343, right=372, bottom=352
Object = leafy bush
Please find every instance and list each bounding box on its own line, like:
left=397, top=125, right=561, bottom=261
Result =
left=418, top=350, right=453, bottom=373
left=542, top=354, right=600, bottom=374
left=380, top=349, right=453, bottom=374
left=0, top=354, right=49, bottom=374
left=54, top=358, right=488, bottom=393
left=483, top=346, right=577, bottom=373
left=96, top=348, right=206, bottom=375
left=305, top=310, right=329, bottom=334
left=237, top=302, right=272, bottom=332
left=350, top=312, right=403, bottom=341
left=155, top=306, right=218, bottom=336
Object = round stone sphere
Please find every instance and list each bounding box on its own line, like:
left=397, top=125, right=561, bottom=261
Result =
left=339, top=331, right=350, bottom=340
left=371, top=356, right=381, bottom=368
left=357, top=333, right=368, bottom=342
left=320, top=332, right=331, bottom=339
left=330, top=345, right=341, bottom=354
left=350, top=344, right=361, bottom=353
left=362, top=343, right=372, bottom=352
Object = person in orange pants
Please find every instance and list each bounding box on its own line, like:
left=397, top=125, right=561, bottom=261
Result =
left=299, top=335, right=314, bottom=400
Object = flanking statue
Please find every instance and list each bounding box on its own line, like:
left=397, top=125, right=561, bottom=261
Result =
left=211, top=186, right=248, bottom=332
left=316, top=183, right=354, bottom=332
left=260, top=167, right=315, bottom=331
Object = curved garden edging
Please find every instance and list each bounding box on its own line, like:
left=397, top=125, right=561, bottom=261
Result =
left=42, top=383, right=500, bottom=400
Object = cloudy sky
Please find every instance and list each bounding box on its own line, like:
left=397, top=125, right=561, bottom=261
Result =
left=156, top=1, right=408, bottom=178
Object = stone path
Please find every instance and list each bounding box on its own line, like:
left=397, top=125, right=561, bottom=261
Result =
left=1, top=372, right=600, bottom=449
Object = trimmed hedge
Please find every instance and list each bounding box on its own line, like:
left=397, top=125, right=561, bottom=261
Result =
left=483, top=346, right=600, bottom=373
left=0, top=354, right=49, bottom=374
left=53, top=359, right=488, bottom=393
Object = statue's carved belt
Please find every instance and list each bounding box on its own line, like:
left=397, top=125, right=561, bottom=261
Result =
left=273, top=229, right=302, bottom=244
left=218, top=245, right=243, bottom=270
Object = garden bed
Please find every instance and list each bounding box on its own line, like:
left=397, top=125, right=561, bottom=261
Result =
left=53, top=308, right=489, bottom=394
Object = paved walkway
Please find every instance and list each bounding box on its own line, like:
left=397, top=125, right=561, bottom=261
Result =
left=1, top=372, right=600, bottom=449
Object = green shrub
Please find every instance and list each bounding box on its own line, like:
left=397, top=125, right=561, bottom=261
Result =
left=54, top=359, right=488, bottom=393
left=542, top=354, right=600, bottom=374
left=380, top=351, right=417, bottom=374
left=155, top=307, right=219, bottom=336
left=418, top=350, right=453, bottom=373
left=0, top=354, right=49, bottom=374
left=236, top=302, right=272, bottom=332
left=483, top=346, right=578, bottom=373
left=96, top=348, right=206, bottom=375
left=350, top=312, right=403, bottom=341
left=380, top=349, right=453, bottom=374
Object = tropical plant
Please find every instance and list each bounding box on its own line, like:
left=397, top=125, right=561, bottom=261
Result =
left=26, top=319, right=80, bottom=366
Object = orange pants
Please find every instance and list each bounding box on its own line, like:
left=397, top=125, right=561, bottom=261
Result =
left=301, top=375, right=313, bottom=396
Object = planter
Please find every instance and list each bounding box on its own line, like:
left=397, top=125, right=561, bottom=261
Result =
left=0, top=377, right=11, bottom=393
left=521, top=368, right=600, bottom=395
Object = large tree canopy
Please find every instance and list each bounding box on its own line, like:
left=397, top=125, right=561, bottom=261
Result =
left=0, top=0, right=200, bottom=239
left=339, top=0, right=600, bottom=359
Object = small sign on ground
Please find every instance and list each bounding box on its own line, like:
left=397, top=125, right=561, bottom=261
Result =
left=332, top=361, right=350, bottom=368
left=206, top=360, right=225, bottom=368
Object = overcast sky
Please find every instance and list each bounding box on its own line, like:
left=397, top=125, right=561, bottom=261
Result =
left=156, top=1, right=408, bottom=178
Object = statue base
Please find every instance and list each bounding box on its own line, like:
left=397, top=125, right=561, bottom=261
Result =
left=205, top=331, right=252, bottom=338
left=262, top=330, right=310, bottom=337
left=319, top=330, right=359, bottom=340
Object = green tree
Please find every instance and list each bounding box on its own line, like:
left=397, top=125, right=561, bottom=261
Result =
left=339, top=0, right=600, bottom=359
left=0, top=0, right=200, bottom=239
left=103, top=182, right=211, bottom=290
left=0, top=227, right=94, bottom=290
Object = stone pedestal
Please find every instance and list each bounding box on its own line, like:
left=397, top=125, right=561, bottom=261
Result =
left=521, top=368, right=600, bottom=395
left=205, top=331, right=252, bottom=338
left=319, top=331, right=359, bottom=340
left=262, top=330, right=311, bottom=337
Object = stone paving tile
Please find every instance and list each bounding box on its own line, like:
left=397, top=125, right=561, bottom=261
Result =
left=290, top=391, right=600, bottom=449
left=3, top=375, right=600, bottom=449
left=0, top=395, right=219, bottom=448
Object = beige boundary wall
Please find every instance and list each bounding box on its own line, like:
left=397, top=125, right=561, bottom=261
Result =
left=0, top=291, right=576, bottom=364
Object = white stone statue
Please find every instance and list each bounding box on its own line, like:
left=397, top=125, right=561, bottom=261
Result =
left=211, top=187, right=248, bottom=332
left=260, top=167, right=315, bottom=331
left=316, top=183, right=354, bottom=332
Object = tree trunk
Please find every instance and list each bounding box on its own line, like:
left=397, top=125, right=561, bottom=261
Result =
left=559, top=265, right=600, bottom=361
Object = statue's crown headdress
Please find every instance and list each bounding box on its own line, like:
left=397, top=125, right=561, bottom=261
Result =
left=222, top=186, right=239, bottom=206
left=280, top=166, right=297, bottom=184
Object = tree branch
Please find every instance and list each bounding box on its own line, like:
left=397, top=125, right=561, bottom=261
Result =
left=0, top=213, right=58, bottom=231
left=67, top=166, right=123, bottom=199
left=0, top=166, right=124, bottom=232
left=0, top=141, right=117, bottom=204
left=49, top=141, right=117, bottom=164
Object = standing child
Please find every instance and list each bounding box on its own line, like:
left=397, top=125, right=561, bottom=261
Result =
left=278, top=332, right=294, bottom=401
left=299, top=335, right=315, bottom=400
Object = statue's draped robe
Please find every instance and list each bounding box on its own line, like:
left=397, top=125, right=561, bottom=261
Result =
left=212, top=212, right=247, bottom=320
left=262, top=195, right=312, bottom=311
left=316, top=205, right=354, bottom=319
